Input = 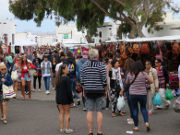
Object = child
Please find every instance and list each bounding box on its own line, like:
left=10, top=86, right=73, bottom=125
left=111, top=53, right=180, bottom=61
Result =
left=55, top=64, right=74, bottom=134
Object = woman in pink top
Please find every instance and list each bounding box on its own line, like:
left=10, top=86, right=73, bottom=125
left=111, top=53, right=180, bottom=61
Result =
left=126, top=61, right=152, bottom=132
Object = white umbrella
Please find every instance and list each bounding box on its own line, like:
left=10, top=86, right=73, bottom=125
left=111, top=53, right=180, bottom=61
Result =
left=15, top=39, right=37, bottom=46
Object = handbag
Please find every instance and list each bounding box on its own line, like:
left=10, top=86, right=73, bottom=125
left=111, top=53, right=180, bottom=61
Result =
left=29, top=69, right=36, bottom=77
left=165, top=88, right=174, bottom=100
left=2, top=84, right=16, bottom=99
left=11, top=70, right=18, bottom=81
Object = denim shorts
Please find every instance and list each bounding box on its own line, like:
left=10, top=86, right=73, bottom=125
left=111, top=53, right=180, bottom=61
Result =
left=21, top=73, right=31, bottom=81
left=86, top=96, right=106, bottom=112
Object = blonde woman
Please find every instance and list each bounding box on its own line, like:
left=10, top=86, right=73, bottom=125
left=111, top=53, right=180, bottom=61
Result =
left=0, top=64, right=13, bottom=124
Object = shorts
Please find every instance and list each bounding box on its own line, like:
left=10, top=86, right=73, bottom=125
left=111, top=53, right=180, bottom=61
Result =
left=86, top=96, right=106, bottom=112
left=21, top=73, right=31, bottom=81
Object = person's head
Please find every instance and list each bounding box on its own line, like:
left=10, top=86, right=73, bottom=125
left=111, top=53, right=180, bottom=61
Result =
left=22, top=55, right=28, bottom=63
left=123, top=58, right=135, bottom=72
left=155, top=59, right=162, bottom=67
left=43, top=55, right=48, bottom=62
left=52, top=57, right=56, bottom=63
left=145, top=60, right=152, bottom=70
left=111, top=59, right=119, bottom=69
left=88, top=49, right=99, bottom=60
left=35, top=58, right=40, bottom=64
left=66, top=51, right=73, bottom=59
left=108, top=59, right=112, bottom=65
left=82, top=51, right=88, bottom=59
left=55, top=64, right=69, bottom=87
left=130, top=61, right=144, bottom=75
left=17, top=56, right=22, bottom=64
left=60, top=56, right=65, bottom=62
left=0, top=64, right=7, bottom=74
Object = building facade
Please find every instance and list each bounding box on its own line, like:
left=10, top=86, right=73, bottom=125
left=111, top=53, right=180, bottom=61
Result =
left=0, top=19, right=15, bottom=45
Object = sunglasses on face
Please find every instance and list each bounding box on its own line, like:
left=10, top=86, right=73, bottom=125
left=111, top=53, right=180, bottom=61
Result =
left=1, top=68, right=6, bottom=71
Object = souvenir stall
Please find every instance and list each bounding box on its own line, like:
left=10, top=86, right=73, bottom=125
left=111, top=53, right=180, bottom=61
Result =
left=103, top=35, right=180, bottom=90
left=14, top=39, right=37, bottom=59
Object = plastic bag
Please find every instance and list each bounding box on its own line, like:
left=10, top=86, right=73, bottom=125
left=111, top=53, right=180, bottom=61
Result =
left=117, top=96, right=125, bottom=111
left=153, top=92, right=162, bottom=106
left=173, top=97, right=180, bottom=113
left=165, top=88, right=174, bottom=100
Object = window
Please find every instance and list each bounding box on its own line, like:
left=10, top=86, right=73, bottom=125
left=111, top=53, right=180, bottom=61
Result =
left=99, top=31, right=102, bottom=38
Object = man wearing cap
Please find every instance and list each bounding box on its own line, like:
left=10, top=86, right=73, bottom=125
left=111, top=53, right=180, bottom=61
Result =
left=76, top=51, right=89, bottom=110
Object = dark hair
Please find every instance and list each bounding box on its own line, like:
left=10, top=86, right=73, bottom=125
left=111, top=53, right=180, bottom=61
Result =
left=0, top=56, right=4, bottom=62
left=123, top=58, right=135, bottom=72
left=111, top=59, right=119, bottom=67
left=66, top=51, right=73, bottom=58
left=155, top=59, right=162, bottom=63
left=130, top=61, right=144, bottom=75
left=145, top=60, right=152, bottom=65
left=55, top=64, right=67, bottom=88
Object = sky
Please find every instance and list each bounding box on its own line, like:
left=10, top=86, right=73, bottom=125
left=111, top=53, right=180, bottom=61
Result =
left=0, top=0, right=180, bottom=34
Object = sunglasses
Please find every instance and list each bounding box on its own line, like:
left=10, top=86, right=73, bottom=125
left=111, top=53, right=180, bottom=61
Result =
left=1, top=68, right=6, bottom=71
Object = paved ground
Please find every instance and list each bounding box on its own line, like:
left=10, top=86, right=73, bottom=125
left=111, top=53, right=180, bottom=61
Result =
left=0, top=92, right=180, bottom=135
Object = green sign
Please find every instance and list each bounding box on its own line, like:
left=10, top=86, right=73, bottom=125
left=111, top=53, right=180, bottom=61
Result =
left=64, top=34, right=69, bottom=39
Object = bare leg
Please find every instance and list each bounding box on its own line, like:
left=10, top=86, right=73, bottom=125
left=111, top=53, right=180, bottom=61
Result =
left=0, top=103, right=3, bottom=118
left=64, top=105, right=70, bottom=129
left=14, top=81, right=18, bottom=97
left=2, top=102, right=8, bottom=120
left=21, top=79, right=26, bottom=100
left=97, top=112, right=103, bottom=134
left=28, top=81, right=31, bottom=100
left=58, top=105, right=65, bottom=130
left=87, top=112, right=93, bottom=134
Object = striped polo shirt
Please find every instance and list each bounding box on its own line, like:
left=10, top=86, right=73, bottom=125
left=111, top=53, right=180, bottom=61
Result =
left=127, top=72, right=148, bottom=95
left=80, top=60, right=107, bottom=93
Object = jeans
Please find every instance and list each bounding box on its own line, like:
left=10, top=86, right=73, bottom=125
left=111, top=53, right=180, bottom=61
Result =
left=70, top=78, right=79, bottom=99
left=130, top=95, right=148, bottom=127
left=43, top=76, right=51, bottom=91
left=126, top=91, right=133, bottom=118
left=51, top=73, right=56, bottom=88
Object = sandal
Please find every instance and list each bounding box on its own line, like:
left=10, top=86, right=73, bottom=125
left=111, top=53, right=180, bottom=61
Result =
left=112, top=113, right=117, bottom=117
left=2, top=119, right=7, bottom=124
left=119, top=112, right=126, bottom=116
left=145, top=123, right=151, bottom=132
left=133, top=127, right=139, bottom=131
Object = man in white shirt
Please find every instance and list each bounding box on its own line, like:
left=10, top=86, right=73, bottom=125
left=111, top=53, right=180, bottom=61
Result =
left=41, top=55, right=52, bottom=94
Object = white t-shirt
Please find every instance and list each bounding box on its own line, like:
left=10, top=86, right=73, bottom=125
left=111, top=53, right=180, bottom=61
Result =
left=55, top=62, right=63, bottom=72
left=41, top=61, right=52, bottom=77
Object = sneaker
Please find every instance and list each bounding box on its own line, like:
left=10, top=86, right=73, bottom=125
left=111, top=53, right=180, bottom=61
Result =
left=60, top=129, right=64, bottom=133
left=83, top=107, right=87, bottom=111
left=46, top=91, right=50, bottom=95
left=64, top=129, right=74, bottom=134
left=77, top=99, right=80, bottom=106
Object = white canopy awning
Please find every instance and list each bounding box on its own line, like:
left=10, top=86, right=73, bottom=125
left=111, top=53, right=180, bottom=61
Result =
left=106, top=35, right=180, bottom=43
left=14, top=39, right=37, bottom=46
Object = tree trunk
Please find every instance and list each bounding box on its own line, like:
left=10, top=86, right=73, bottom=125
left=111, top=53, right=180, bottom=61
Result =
left=85, top=30, right=93, bottom=43
left=128, top=23, right=145, bottom=38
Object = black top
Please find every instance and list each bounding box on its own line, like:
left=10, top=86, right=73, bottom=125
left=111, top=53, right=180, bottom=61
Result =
left=56, top=76, right=73, bottom=105
left=52, top=64, right=56, bottom=73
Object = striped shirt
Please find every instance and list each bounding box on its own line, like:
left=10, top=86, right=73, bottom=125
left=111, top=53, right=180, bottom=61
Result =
left=127, top=72, right=148, bottom=95
left=80, top=60, right=107, bottom=93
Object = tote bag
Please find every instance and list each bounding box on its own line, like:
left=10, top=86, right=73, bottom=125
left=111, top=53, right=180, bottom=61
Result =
left=2, top=84, right=16, bottom=99
left=11, top=70, right=18, bottom=81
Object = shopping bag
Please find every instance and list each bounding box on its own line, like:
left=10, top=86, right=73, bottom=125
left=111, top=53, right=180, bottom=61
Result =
left=117, top=96, right=125, bottom=111
left=165, top=88, right=174, bottom=100
left=153, top=92, right=162, bottom=106
left=11, top=70, right=18, bottom=81
left=2, top=84, right=16, bottom=99
left=173, top=97, right=180, bottom=113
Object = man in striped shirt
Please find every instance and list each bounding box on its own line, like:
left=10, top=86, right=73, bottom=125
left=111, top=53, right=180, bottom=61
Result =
left=81, top=49, right=107, bottom=135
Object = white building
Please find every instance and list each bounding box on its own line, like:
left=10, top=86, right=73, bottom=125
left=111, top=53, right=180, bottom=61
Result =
left=0, top=19, right=16, bottom=45
left=143, top=12, right=180, bottom=37
left=15, top=32, right=37, bottom=43
left=56, top=23, right=87, bottom=43
left=37, top=34, right=57, bottom=46
left=92, top=22, right=120, bottom=43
